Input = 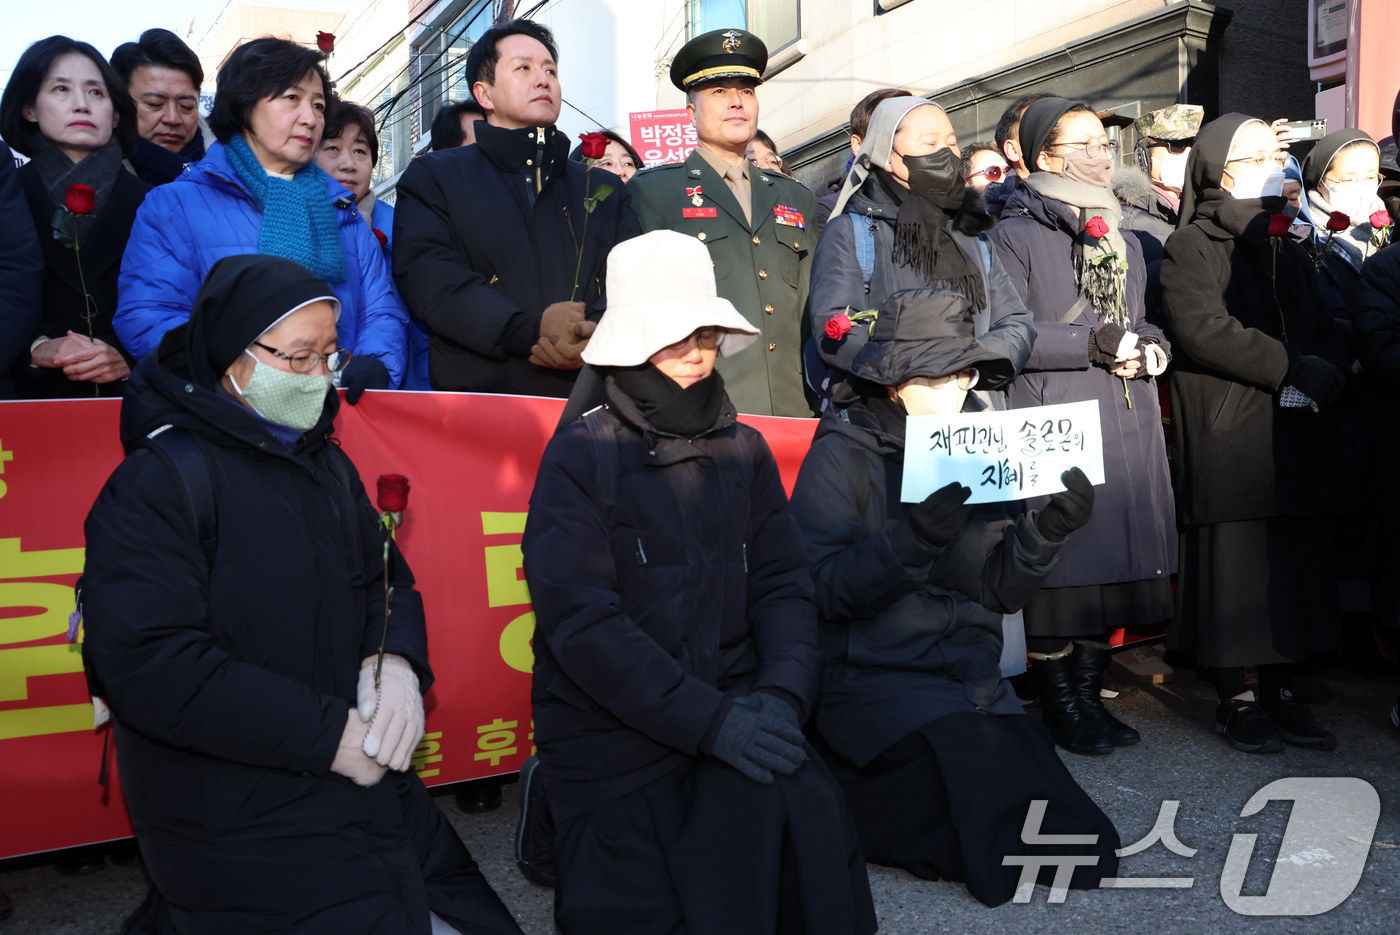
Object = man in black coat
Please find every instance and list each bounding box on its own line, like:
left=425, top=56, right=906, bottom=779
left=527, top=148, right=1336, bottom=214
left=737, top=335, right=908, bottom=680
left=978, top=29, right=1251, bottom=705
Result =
left=0, top=141, right=43, bottom=398
left=393, top=18, right=640, bottom=396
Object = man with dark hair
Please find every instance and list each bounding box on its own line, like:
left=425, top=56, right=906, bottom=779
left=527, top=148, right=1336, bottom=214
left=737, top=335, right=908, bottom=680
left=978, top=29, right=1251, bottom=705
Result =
left=994, top=91, right=1056, bottom=180
left=815, top=88, right=912, bottom=231
left=622, top=28, right=817, bottom=417
left=111, top=28, right=209, bottom=185
left=392, top=18, right=640, bottom=396
left=430, top=98, right=484, bottom=150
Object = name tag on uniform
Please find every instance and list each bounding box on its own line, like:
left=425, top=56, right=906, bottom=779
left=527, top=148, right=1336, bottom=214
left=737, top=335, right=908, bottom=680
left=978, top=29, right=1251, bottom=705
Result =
left=684, top=207, right=718, bottom=218
left=773, top=205, right=806, bottom=228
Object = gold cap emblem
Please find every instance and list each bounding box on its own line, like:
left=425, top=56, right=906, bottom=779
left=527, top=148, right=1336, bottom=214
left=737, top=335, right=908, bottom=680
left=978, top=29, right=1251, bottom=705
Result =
left=722, top=30, right=742, bottom=53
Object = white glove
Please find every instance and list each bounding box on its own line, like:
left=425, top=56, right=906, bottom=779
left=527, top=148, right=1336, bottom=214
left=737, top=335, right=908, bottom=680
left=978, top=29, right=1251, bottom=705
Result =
left=330, top=708, right=388, bottom=787
left=356, top=654, right=424, bottom=772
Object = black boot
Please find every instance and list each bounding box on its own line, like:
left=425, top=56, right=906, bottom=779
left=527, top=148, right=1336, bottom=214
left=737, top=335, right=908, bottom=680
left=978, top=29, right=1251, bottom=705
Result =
left=1031, top=646, right=1112, bottom=755
left=514, top=756, right=557, bottom=888
left=1072, top=642, right=1140, bottom=747
left=454, top=776, right=502, bottom=814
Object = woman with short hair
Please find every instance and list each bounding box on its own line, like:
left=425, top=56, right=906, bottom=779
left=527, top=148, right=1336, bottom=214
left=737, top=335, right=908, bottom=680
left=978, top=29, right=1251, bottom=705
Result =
left=115, top=37, right=409, bottom=400
left=0, top=35, right=147, bottom=398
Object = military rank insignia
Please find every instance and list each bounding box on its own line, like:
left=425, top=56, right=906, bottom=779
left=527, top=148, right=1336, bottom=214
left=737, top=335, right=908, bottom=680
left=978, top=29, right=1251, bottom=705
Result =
left=773, top=205, right=806, bottom=228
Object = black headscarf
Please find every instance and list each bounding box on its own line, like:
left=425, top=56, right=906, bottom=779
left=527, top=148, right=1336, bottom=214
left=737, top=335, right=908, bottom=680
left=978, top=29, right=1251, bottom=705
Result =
left=1179, top=113, right=1264, bottom=228
left=1300, top=128, right=1378, bottom=192
left=183, top=255, right=339, bottom=390
left=1017, top=97, right=1078, bottom=175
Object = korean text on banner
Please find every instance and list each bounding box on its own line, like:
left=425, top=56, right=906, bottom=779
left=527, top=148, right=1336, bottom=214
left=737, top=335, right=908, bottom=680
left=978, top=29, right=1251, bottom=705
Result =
left=900, top=400, right=1106, bottom=504
left=628, top=110, right=698, bottom=167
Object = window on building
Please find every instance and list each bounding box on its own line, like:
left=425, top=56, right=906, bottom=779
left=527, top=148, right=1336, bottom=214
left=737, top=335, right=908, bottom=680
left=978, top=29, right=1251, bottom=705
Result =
left=689, top=0, right=800, bottom=53
left=414, top=0, right=494, bottom=152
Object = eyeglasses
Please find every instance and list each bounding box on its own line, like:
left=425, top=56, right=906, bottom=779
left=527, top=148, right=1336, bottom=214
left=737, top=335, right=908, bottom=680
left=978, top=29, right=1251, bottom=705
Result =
left=1147, top=140, right=1192, bottom=155
left=1323, top=172, right=1381, bottom=187
left=749, top=154, right=783, bottom=171
left=662, top=327, right=721, bottom=353
left=1225, top=151, right=1290, bottom=169
left=968, top=164, right=1010, bottom=183
left=253, top=341, right=351, bottom=373
left=1051, top=139, right=1121, bottom=158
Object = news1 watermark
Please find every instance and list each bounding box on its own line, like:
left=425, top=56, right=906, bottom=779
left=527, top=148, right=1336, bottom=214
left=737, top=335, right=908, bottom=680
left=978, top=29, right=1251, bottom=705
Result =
left=1005, top=777, right=1382, bottom=915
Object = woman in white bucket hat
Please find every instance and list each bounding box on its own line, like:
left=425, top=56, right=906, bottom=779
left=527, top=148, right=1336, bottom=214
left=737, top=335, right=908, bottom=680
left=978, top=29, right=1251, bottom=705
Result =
left=518, top=229, right=876, bottom=935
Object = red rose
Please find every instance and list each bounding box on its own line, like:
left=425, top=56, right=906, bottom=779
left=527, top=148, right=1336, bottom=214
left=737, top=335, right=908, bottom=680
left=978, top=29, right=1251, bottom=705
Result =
left=1084, top=215, right=1110, bottom=239
left=825, top=312, right=853, bottom=340
left=316, top=31, right=335, bottom=52
left=376, top=474, right=410, bottom=514
left=579, top=132, right=609, bottom=160
left=64, top=184, right=95, bottom=215
left=1371, top=210, right=1393, bottom=230
left=1267, top=214, right=1292, bottom=239
left=372, top=228, right=388, bottom=249
left=1326, top=210, right=1350, bottom=232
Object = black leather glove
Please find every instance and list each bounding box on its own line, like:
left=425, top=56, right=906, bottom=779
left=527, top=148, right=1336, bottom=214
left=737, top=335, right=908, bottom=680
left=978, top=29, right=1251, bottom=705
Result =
left=341, top=355, right=390, bottom=404
left=908, top=482, right=972, bottom=548
left=709, top=693, right=807, bottom=784
left=1087, top=323, right=1130, bottom=369
left=1035, top=467, right=1096, bottom=541
left=1283, top=354, right=1346, bottom=409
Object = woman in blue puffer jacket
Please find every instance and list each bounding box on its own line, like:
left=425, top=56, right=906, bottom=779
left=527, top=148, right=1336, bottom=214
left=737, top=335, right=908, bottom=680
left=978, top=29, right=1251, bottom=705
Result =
left=115, top=37, right=407, bottom=397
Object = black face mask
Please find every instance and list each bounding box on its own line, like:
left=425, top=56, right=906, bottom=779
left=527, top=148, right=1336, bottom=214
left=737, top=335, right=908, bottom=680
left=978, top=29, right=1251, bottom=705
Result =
left=896, top=146, right=963, bottom=199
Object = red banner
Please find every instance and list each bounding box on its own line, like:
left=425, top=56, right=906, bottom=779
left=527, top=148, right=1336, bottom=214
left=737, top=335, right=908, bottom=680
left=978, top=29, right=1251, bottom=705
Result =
left=628, top=109, right=698, bottom=167
left=0, top=392, right=817, bottom=859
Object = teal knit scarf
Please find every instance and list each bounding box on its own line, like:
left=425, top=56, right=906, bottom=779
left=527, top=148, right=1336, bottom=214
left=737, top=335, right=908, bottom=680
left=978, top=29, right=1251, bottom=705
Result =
left=225, top=133, right=347, bottom=284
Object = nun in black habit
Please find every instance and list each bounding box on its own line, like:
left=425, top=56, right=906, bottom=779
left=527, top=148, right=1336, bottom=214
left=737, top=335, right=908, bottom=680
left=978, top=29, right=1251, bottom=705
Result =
left=81, top=255, right=522, bottom=935
left=1158, top=115, right=1354, bottom=754
left=788, top=287, right=1120, bottom=907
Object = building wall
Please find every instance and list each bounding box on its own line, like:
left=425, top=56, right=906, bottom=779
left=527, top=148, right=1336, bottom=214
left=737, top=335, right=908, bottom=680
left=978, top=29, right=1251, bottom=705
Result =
left=1215, top=0, right=1313, bottom=123
left=197, top=1, right=349, bottom=80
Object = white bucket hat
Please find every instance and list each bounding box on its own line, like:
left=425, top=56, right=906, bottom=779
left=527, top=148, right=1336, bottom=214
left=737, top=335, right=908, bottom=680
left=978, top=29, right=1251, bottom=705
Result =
left=582, top=230, right=760, bottom=366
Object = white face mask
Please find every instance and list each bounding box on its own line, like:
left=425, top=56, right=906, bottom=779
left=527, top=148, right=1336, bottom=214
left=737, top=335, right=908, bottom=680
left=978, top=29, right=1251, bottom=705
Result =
left=1157, top=152, right=1187, bottom=191
left=1324, top=180, right=1380, bottom=223
left=1226, top=163, right=1284, bottom=200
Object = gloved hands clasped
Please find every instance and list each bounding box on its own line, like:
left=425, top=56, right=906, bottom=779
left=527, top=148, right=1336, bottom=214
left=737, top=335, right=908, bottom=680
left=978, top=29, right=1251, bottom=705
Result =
left=709, top=693, right=808, bottom=784
left=330, top=708, right=387, bottom=787
left=355, top=654, right=425, bottom=772
left=1283, top=354, right=1346, bottom=410
left=1035, top=467, right=1096, bottom=542
left=340, top=354, right=390, bottom=404
left=1088, top=323, right=1157, bottom=379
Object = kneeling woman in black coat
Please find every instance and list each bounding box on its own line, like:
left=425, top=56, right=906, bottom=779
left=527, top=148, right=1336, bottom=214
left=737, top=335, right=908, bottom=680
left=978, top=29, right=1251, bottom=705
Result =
left=523, top=230, right=876, bottom=935
left=82, top=255, right=521, bottom=935
left=788, top=287, right=1120, bottom=907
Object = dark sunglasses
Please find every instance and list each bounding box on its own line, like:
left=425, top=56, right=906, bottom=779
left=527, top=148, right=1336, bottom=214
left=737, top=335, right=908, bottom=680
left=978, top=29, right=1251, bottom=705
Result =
left=968, top=164, right=1010, bottom=183
left=1148, top=140, right=1192, bottom=155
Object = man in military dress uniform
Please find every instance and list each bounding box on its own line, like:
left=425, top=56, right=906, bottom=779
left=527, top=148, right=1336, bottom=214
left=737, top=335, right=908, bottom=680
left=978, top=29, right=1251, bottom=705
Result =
left=627, top=28, right=818, bottom=417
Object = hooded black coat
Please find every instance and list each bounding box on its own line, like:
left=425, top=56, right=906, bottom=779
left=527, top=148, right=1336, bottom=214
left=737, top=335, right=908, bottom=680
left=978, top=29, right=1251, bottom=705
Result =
left=81, top=338, right=519, bottom=935
left=1159, top=192, right=1354, bottom=524
left=789, top=390, right=1064, bottom=766
left=807, top=175, right=1035, bottom=410
left=392, top=122, right=641, bottom=397
left=0, top=140, right=43, bottom=397
left=522, top=380, right=820, bottom=822
left=991, top=182, right=1177, bottom=587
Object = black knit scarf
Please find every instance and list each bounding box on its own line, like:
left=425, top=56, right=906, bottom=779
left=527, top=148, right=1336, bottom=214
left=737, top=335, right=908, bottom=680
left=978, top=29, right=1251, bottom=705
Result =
left=606, top=364, right=726, bottom=438
left=31, top=136, right=124, bottom=238
left=876, top=168, right=993, bottom=313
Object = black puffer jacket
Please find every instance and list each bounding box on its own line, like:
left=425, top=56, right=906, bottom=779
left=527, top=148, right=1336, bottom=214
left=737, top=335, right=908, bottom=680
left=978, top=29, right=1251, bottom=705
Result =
left=1356, top=243, right=1400, bottom=388
left=522, top=380, right=819, bottom=822
left=789, top=388, right=1064, bottom=767
left=81, top=336, right=433, bottom=929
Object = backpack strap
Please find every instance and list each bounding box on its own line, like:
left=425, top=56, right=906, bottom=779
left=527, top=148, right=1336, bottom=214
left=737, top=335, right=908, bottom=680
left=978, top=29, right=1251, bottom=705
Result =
left=142, top=425, right=216, bottom=564
left=584, top=407, right=619, bottom=513
left=1059, top=295, right=1093, bottom=324
left=853, top=212, right=876, bottom=289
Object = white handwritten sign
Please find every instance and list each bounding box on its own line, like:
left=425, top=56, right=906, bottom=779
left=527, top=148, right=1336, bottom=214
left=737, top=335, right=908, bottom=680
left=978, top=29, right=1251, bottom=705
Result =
left=901, top=400, right=1106, bottom=504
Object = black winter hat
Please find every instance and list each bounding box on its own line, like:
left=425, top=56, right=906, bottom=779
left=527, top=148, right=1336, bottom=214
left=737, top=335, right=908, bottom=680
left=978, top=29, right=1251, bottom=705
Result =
left=847, top=287, right=1015, bottom=390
